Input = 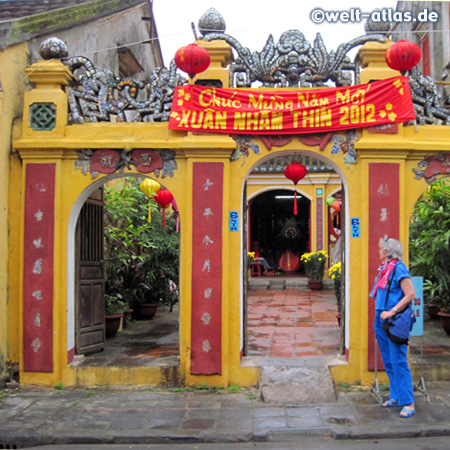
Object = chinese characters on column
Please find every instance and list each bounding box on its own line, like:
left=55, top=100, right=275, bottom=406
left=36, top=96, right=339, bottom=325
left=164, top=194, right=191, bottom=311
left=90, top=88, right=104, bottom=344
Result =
left=22, top=164, right=56, bottom=372
left=191, top=163, right=223, bottom=375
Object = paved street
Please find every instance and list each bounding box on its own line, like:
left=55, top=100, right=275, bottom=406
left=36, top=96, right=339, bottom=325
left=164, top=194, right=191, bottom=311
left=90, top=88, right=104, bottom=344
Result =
left=21, top=436, right=450, bottom=449
left=2, top=382, right=450, bottom=448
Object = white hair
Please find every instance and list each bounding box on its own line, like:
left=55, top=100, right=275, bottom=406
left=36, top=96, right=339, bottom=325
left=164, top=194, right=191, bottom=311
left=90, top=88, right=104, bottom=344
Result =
left=379, top=237, right=403, bottom=260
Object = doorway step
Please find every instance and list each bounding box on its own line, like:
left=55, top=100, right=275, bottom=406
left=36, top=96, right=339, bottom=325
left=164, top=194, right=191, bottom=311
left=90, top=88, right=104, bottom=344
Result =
left=248, top=277, right=333, bottom=291
left=256, top=357, right=344, bottom=404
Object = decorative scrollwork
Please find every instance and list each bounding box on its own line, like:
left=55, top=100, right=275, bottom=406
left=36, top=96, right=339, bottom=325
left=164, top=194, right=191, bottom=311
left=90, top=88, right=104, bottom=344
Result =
left=74, top=148, right=177, bottom=179
left=62, top=56, right=185, bottom=123
left=204, top=30, right=386, bottom=88
left=413, top=151, right=450, bottom=184
left=408, top=68, right=450, bottom=125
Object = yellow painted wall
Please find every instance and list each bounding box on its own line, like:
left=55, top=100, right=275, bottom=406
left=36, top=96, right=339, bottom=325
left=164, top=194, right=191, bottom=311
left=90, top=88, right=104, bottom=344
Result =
left=0, top=42, right=29, bottom=380
left=9, top=42, right=446, bottom=389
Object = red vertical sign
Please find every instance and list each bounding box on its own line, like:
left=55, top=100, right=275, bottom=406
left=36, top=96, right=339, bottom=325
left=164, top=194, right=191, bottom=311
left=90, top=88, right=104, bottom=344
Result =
left=191, top=163, right=223, bottom=374
left=23, top=163, right=55, bottom=372
left=316, top=197, right=323, bottom=250
left=368, top=163, right=400, bottom=370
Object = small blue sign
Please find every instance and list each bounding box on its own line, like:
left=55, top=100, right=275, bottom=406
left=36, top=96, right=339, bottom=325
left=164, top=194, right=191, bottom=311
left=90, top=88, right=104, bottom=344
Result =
left=410, top=277, right=424, bottom=337
left=229, top=210, right=239, bottom=231
left=351, top=217, right=360, bottom=238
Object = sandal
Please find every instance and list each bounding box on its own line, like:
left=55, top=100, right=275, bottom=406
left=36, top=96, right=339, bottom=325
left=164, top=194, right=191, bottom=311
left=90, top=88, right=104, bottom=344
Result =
left=382, top=399, right=399, bottom=408
left=399, top=407, right=416, bottom=418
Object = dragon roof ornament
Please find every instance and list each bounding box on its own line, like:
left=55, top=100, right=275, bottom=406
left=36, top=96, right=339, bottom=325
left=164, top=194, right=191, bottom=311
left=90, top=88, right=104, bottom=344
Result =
left=203, top=30, right=387, bottom=88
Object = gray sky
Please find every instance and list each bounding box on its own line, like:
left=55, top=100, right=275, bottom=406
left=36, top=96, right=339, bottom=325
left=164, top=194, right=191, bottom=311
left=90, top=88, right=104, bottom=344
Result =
left=153, top=0, right=402, bottom=66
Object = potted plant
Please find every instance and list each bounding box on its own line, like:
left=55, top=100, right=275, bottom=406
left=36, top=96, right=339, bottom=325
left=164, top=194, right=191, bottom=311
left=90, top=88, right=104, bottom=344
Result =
left=300, top=250, right=328, bottom=289
left=409, top=178, right=450, bottom=332
left=329, top=261, right=342, bottom=324
left=104, top=178, right=180, bottom=321
left=247, top=251, right=255, bottom=278
left=105, top=294, right=127, bottom=338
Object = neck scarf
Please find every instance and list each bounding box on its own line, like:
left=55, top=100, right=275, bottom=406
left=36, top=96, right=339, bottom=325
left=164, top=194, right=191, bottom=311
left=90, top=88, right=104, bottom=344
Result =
left=373, top=259, right=399, bottom=296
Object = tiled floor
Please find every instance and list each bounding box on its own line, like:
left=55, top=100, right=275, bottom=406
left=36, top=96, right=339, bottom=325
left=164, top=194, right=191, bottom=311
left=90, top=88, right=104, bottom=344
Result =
left=246, top=287, right=341, bottom=358
left=76, top=285, right=450, bottom=367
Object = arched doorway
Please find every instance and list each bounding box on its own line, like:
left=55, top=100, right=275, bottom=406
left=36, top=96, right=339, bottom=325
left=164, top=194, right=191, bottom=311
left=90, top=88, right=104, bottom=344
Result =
left=249, top=189, right=311, bottom=275
left=69, top=174, right=181, bottom=366
left=242, top=151, right=348, bottom=360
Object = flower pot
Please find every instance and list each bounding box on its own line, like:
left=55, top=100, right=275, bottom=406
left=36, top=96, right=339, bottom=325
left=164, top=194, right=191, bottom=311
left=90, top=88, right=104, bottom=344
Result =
left=105, top=314, right=123, bottom=338
left=427, top=305, right=440, bottom=320
left=438, top=310, right=450, bottom=335
left=134, top=303, right=159, bottom=320
left=308, top=280, right=323, bottom=290
left=123, top=308, right=133, bottom=327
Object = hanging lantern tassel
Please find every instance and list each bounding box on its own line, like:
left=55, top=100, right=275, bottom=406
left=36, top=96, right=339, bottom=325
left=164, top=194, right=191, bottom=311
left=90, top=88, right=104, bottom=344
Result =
left=139, top=178, right=161, bottom=223
left=284, top=162, right=307, bottom=215
left=154, top=189, right=174, bottom=228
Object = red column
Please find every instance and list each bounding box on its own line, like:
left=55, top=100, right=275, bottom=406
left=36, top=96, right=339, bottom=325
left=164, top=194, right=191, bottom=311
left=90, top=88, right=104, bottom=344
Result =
left=367, top=163, right=400, bottom=370
left=23, top=163, right=56, bottom=372
left=190, top=163, right=223, bottom=375
left=316, top=197, right=323, bottom=250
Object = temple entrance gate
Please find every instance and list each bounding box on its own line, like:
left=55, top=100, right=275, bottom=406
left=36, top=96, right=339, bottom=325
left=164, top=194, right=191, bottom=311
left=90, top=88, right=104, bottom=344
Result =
left=10, top=32, right=450, bottom=389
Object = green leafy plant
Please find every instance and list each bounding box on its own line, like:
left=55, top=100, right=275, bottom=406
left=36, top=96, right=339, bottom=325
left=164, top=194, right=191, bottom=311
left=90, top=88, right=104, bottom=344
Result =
left=227, top=385, right=242, bottom=393
left=104, top=178, right=180, bottom=309
left=328, top=262, right=342, bottom=311
left=105, top=293, right=127, bottom=316
left=300, top=250, right=328, bottom=281
left=83, top=390, right=95, bottom=398
left=55, top=382, right=65, bottom=391
left=409, top=179, right=450, bottom=311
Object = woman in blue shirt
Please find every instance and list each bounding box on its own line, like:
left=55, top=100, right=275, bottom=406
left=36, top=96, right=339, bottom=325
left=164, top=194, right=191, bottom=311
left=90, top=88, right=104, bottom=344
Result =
left=371, top=238, right=416, bottom=418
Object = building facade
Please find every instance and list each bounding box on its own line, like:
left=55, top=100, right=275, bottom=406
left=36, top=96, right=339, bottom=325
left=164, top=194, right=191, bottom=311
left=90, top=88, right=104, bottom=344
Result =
left=4, top=7, right=450, bottom=388
left=0, top=0, right=162, bottom=385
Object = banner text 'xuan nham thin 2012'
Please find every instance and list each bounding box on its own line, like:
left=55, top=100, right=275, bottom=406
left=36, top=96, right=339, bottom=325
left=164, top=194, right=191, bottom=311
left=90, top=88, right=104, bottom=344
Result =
left=168, top=76, right=415, bottom=135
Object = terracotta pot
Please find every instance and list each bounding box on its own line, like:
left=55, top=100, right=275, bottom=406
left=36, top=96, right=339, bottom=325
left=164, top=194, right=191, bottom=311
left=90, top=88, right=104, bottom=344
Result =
left=134, top=303, right=159, bottom=320
left=105, top=314, right=123, bottom=338
left=308, top=280, right=323, bottom=290
left=427, top=305, right=441, bottom=320
left=438, top=310, right=450, bottom=335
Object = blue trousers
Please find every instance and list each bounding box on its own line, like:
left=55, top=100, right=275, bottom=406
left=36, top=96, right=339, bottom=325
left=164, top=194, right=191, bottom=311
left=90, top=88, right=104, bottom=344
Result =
left=374, top=311, right=414, bottom=405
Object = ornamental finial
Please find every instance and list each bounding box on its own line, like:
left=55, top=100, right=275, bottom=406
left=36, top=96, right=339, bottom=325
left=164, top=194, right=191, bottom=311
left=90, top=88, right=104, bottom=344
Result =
left=198, top=8, right=226, bottom=37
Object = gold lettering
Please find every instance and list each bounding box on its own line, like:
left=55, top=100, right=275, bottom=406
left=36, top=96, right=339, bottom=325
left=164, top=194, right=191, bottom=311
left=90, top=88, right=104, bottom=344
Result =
left=203, top=111, right=214, bottom=129
left=190, top=111, right=204, bottom=129
left=271, top=112, right=283, bottom=130
left=179, top=110, right=191, bottom=127
left=246, top=112, right=259, bottom=130
left=198, top=89, right=213, bottom=107
left=302, top=110, right=315, bottom=127
left=259, top=111, right=271, bottom=129
left=234, top=112, right=246, bottom=130
left=249, top=94, right=264, bottom=109
left=336, top=89, right=350, bottom=104
left=215, top=111, right=227, bottom=129
left=320, top=109, right=332, bottom=127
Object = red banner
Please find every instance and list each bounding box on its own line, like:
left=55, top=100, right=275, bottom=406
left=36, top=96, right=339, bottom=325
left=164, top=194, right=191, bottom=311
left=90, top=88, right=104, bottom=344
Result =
left=169, top=77, right=415, bottom=135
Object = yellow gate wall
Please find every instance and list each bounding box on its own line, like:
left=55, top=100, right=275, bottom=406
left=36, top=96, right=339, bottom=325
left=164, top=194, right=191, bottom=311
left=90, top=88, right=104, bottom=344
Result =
left=9, top=41, right=447, bottom=388
left=0, top=42, right=30, bottom=379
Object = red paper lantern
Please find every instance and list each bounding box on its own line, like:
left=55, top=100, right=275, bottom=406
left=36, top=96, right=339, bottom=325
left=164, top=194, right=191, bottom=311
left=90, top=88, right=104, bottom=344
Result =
left=331, top=201, right=341, bottom=213
left=385, top=40, right=421, bottom=74
left=174, top=43, right=211, bottom=79
left=284, top=162, right=307, bottom=215
left=154, top=189, right=174, bottom=227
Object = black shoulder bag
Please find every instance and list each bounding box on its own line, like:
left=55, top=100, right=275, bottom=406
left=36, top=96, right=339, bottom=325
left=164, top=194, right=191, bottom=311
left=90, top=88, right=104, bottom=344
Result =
left=382, top=264, right=415, bottom=345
